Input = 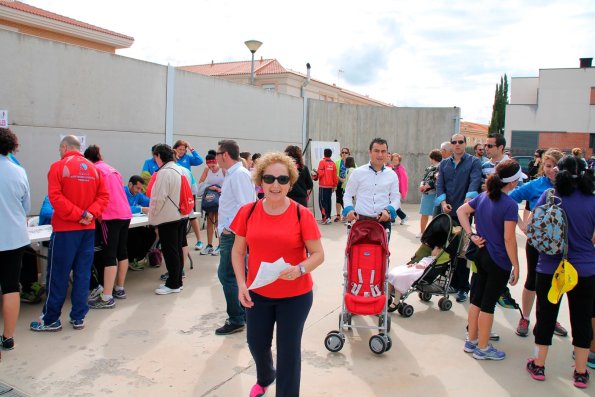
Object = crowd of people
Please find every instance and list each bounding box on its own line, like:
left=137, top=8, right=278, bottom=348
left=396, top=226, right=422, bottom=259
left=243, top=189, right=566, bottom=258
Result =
left=0, top=126, right=594, bottom=393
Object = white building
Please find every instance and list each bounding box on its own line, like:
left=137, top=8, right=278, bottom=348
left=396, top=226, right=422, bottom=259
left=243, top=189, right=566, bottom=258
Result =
left=504, top=58, right=595, bottom=157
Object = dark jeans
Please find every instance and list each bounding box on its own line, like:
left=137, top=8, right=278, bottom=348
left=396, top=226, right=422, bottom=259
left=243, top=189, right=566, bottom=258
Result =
left=217, top=233, right=245, bottom=325
left=157, top=220, right=183, bottom=289
left=318, top=187, right=333, bottom=221
left=534, top=273, right=595, bottom=348
left=247, top=290, right=313, bottom=397
left=524, top=242, right=539, bottom=291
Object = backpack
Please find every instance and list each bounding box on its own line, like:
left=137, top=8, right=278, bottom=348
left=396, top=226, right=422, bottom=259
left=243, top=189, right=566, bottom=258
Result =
left=201, top=185, right=221, bottom=213
left=526, top=189, right=568, bottom=257
left=148, top=248, right=163, bottom=267
left=167, top=172, right=195, bottom=216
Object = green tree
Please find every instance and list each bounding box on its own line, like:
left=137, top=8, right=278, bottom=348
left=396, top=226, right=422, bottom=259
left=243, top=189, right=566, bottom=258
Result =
left=489, top=74, right=508, bottom=134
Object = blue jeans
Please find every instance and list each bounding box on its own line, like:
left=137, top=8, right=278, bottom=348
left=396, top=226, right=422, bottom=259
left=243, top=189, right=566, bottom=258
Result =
left=217, top=233, right=245, bottom=325
left=247, top=291, right=313, bottom=397
left=42, top=230, right=95, bottom=323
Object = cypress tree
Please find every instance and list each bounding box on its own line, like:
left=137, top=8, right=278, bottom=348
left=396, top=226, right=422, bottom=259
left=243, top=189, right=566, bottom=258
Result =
left=489, top=74, right=508, bottom=134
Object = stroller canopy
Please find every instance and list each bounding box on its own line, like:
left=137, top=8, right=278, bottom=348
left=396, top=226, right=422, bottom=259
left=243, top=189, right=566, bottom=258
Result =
left=346, top=220, right=389, bottom=255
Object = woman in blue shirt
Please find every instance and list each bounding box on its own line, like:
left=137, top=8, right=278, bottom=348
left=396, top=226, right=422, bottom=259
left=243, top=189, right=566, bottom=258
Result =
left=510, top=149, right=567, bottom=338
left=457, top=160, right=525, bottom=361
left=0, top=128, right=30, bottom=351
left=173, top=140, right=204, bottom=171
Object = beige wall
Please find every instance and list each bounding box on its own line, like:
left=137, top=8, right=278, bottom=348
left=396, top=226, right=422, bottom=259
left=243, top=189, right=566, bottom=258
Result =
left=1, top=28, right=454, bottom=211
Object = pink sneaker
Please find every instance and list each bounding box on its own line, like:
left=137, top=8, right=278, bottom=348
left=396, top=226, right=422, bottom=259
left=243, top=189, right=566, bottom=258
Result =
left=250, top=383, right=269, bottom=397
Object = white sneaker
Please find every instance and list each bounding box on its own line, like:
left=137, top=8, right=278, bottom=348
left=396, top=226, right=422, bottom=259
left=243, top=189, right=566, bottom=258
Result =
left=160, top=283, right=184, bottom=290
left=200, top=245, right=214, bottom=255
left=415, top=233, right=422, bottom=239
left=194, top=241, right=204, bottom=251
left=324, top=218, right=332, bottom=225
left=155, top=285, right=181, bottom=295
left=88, top=285, right=104, bottom=302
left=211, top=246, right=221, bottom=256
left=400, top=216, right=409, bottom=225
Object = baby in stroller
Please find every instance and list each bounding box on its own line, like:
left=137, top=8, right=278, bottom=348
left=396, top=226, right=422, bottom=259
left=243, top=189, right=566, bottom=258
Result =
left=387, top=245, right=442, bottom=303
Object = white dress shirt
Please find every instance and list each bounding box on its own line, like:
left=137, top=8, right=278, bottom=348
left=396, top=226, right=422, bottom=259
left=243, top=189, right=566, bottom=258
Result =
left=0, top=155, right=31, bottom=250
left=217, top=161, right=256, bottom=235
left=343, top=162, right=401, bottom=218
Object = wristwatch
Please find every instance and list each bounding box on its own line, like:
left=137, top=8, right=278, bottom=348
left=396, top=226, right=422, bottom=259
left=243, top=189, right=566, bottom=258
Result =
left=298, top=264, right=306, bottom=276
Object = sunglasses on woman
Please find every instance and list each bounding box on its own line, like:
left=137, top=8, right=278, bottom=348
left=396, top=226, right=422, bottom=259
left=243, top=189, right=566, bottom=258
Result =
left=262, top=174, right=290, bottom=185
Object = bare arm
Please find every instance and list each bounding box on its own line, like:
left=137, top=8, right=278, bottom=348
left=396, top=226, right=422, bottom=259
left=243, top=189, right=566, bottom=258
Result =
left=504, top=220, right=520, bottom=286
left=231, top=235, right=253, bottom=308
left=278, top=239, right=325, bottom=280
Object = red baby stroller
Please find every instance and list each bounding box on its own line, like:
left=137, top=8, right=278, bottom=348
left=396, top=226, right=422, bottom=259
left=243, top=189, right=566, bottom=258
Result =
left=324, top=220, right=392, bottom=355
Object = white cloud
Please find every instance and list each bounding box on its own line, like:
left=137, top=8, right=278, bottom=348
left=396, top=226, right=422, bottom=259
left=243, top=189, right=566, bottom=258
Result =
left=21, top=0, right=595, bottom=124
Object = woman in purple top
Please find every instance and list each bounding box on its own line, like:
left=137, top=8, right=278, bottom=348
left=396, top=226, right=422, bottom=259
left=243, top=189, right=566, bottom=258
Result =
left=526, top=155, right=595, bottom=389
left=457, top=160, right=524, bottom=361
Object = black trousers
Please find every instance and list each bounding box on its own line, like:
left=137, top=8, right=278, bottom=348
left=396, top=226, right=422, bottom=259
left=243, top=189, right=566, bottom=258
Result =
left=157, top=220, right=183, bottom=289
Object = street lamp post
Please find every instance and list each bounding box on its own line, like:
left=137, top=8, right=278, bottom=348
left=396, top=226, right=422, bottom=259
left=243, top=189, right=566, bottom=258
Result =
left=244, top=40, right=263, bottom=85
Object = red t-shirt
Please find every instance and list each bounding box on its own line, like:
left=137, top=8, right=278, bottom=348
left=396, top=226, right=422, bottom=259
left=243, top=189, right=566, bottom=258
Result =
left=230, top=200, right=321, bottom=298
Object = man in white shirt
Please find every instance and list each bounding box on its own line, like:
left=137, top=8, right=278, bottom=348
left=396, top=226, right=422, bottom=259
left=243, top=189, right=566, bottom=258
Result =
left=215, top=139, right=256, bottom=335
left=342, top=138, right=401, bottom=239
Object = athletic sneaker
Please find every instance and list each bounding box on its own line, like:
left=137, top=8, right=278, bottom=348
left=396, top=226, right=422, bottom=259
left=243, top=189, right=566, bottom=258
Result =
left=400, top=216, right=409, bottom=225
left=160, top=283, right=184, bottom=290
left=456, top=291, right=468, bottom=303
left=554, top=322, right=568, bottom=337
left=472, top=344, right=506, bottom=360
left=211, top=246, right=221, bottom=256
left=30, top=319, right=62, bottom=332
left=574, top=370, right=590, bottom=389
left=464, top=339, right=478, bottom=353
left=69, top=319, right=85, bottom=330
left=249, top=383, right=269, bottom=397
left=200, top=244, right=214, bottom=255
left=113, top=288, right=126, bottom=299
left=88, top=285, right=104, bottom=303
left=215, top=320, right=245, bottom=335
left=516, top=318, right=530, bottom=337
left=128, top=259, right=145, bottom=271
left=0, top=335, right=14, bottom=350
left=195, top=241, right=204, bottom=251
left=526, top=358, right=546, bottom=381
left=20, top=282, right=45, bottom=304
left=88, top=296, right=115, bottom=309
left=154, top=285, right=181, bottom=295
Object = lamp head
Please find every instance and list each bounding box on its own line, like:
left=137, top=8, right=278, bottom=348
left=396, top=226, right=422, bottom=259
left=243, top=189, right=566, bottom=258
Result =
left=244, top=40, right=263, bottom=54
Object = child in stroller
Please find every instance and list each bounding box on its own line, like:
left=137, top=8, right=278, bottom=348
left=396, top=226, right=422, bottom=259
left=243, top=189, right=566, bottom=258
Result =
left=387, top=245, right=442, bottom=303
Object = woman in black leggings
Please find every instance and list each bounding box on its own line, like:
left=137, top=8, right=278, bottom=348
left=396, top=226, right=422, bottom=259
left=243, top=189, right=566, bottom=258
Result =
left=526, top=155, right=595, bottom=389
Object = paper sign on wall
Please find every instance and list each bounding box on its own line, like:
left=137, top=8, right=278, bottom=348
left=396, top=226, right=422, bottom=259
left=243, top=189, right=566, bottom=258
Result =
left=0, top=110, right=7, bottom=128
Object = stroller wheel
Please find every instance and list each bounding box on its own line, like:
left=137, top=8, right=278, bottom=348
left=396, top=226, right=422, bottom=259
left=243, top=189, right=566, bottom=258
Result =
left=324, top=332, right=344, bottom=352
left=401, top=304, right=414, bottom=318
left=369, top=335, right=387, bottom=354
left=379, top=333, right=393, bottom=352
left=419, top=292, right=432, bottom=302
left=439, top=297, right=453, bottom=311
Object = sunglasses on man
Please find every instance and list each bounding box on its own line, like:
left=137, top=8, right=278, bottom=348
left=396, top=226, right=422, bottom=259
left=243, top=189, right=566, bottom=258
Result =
left=451, top=140, right=465, bottom=145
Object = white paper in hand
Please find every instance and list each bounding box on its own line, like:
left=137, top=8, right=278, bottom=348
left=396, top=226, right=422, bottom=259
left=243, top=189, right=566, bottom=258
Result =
left=248, top=257, right=291, bottom=290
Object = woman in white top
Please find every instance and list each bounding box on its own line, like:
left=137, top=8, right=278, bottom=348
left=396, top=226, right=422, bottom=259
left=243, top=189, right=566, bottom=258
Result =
left=198, top=150, right=225, bottom=255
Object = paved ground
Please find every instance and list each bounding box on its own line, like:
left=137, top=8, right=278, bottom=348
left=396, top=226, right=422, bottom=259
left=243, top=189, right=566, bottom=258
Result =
left=0, top=204, right=588, bottom=396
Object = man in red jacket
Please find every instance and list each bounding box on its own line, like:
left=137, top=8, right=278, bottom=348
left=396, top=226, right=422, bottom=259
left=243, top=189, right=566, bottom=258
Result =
left=314, top=148, right=338, bottom=224
left=30, top=135, right=109, bottom=332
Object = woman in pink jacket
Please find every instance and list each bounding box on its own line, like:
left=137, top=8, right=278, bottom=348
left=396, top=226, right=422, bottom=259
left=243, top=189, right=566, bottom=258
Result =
left=84, top=145, right=132, bottom=309
left=391, top=153, right=409, bottom=225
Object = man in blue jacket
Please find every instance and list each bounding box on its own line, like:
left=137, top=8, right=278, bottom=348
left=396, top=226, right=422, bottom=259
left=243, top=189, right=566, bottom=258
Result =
left=436, top=133, right=482, bottom=302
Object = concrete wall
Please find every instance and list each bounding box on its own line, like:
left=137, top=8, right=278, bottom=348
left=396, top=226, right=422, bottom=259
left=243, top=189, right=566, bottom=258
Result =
left=1, top=28, right=456, bottom=213
left=510, top=77, right=538, bottom=105
left=307, top=101, right=458, bottom=202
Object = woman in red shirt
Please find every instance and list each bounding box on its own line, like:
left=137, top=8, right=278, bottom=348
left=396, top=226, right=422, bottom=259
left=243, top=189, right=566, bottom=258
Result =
left=231, top=152, right=324, bottom=397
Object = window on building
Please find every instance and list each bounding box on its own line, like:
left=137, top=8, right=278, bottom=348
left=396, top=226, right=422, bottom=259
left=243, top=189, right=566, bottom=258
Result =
left=590, top=87, right=595, bottom=105
left=262, top=84, right=276, bottom=93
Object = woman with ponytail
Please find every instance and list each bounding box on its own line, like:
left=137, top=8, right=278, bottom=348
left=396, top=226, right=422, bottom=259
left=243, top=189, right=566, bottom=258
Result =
left=526, top=155, right=595, bottom=389
left=457, top=160, right=525, bottom=361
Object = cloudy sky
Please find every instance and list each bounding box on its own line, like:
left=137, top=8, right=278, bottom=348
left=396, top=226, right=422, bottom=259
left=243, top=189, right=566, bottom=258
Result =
left=25, top=0, right=595, bottom=124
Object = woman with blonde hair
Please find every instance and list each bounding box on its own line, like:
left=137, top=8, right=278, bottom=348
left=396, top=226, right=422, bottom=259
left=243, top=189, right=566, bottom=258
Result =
left=231, top=152, right=324, bottom=397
